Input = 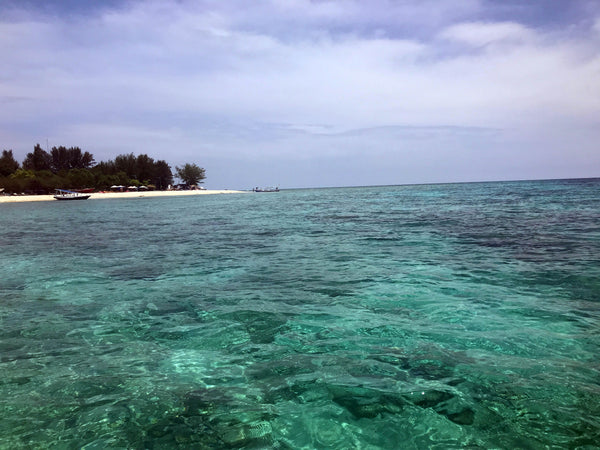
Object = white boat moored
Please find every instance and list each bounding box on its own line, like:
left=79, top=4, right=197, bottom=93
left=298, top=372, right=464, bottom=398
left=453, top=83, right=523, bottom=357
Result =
left=53, top=189, right=91, bottom=201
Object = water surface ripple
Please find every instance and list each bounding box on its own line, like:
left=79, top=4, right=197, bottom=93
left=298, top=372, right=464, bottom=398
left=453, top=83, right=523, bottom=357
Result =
left=1, top=180, right=599, bottom=448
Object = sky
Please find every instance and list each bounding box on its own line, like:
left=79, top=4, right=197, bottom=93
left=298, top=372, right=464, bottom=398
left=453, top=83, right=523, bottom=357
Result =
left=1, top=0, right=599, bottom=188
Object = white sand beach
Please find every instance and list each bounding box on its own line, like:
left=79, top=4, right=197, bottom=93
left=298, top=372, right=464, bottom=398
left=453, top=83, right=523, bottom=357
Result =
left=0, top=189, right=248, bottom=203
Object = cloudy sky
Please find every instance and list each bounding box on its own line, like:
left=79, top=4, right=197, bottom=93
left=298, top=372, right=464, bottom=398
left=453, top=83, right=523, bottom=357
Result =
left=1, top=0, right=599, bottom=188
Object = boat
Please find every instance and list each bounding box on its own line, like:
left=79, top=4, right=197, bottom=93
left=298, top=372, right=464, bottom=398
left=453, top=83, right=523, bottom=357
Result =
left=53, top=189, right=91, bottom=201
left=253, top=187, right=279, bottom=192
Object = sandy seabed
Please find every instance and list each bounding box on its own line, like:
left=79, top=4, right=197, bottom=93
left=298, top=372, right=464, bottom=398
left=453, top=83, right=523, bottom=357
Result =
left=0, top=190, right=249, bottom=203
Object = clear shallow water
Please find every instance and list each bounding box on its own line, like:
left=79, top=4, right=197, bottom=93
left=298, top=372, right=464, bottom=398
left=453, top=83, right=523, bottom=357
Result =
left=1, top=179, right=599, bottom=449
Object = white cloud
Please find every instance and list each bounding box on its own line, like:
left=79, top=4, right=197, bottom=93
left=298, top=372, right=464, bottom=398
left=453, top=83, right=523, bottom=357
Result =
left=439, top=21, right=536, bottom=46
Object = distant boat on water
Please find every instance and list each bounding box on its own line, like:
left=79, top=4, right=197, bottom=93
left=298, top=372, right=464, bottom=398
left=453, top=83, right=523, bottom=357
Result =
left=54, top=189, right=91, bottom=201
left=253, top=187, right=279, bottom=192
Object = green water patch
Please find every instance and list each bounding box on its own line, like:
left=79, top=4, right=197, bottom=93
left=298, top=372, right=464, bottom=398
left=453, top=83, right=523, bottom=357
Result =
left=1, top=181, right=600, bottom=448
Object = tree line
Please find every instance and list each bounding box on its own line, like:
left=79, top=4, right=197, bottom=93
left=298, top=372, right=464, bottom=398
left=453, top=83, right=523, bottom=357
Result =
left=0, top=145, right=206, bottom=194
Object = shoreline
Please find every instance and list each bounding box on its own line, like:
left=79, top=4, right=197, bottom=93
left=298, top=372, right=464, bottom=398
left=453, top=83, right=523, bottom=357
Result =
left=0, top=189, right=249, bottom=203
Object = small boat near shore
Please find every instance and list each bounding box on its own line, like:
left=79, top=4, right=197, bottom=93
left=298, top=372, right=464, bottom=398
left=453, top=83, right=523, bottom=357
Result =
left=253, top=187, right=279, bottom=192
left=54, top=189, right=91, bottom=201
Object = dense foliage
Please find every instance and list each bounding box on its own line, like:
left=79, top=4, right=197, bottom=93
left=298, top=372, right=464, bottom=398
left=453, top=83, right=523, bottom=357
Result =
left=0, top=150, right=19, bottom=176
left=176, top=163, right=206, bottom=186
left=0, top=144, right=204, bottom=194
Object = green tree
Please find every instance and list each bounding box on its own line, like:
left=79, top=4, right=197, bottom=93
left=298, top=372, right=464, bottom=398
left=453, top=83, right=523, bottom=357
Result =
left=92, top=154, right=172, bottom=189
left=72, top=148, right=95, bottom=170
left=8, top=169, right=36, bottom=193
left=135, top=154, right=155, bottom=184
left=93, top=160, right=116, bottom=176
left=153, top=160, right=173, bottom=190
left=50, top=146, right=95, bottom=173
left=115, top=171, right=129, bottom=186
left=176, top=163, right=205, bottom=186
left=66, top=168, right=94, bottom=189
left=10, top=168, right=36, bottom=180
left=0, top=176, right=25, bottom=193
left=50, top=146, right=71, bottom=172
left=114, top=153, right=138, bottom=179
left=0, top=150, right=19, bottom=176
left=22, top=144, right=51, bottom=171
left=31, top=170, right=63, bottom=193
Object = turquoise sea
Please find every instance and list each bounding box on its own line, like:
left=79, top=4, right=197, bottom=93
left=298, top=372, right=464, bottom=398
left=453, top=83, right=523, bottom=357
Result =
left=1, top=179, right=599, bottom=449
